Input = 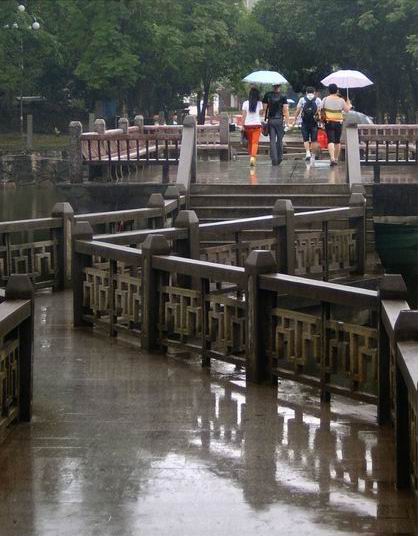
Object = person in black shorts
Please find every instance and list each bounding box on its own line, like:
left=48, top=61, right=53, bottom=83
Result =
left=321, top=84, right=352, bottom=165
left=293, top=87, right=321, bottom=161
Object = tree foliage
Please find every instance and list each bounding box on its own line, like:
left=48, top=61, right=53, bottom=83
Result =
left=253, top=0, right=418, bottom=121
left=0, top=0, right=415, bottom=130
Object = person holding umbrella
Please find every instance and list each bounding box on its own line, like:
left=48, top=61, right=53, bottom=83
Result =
left=263, top=84, right=290, bottom=166
left=241, top=87, right=264, bottom=167
left=321, top=83, right=352, bottom=166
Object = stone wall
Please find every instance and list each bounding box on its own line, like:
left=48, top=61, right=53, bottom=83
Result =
left=0, top=150, right=70, bottom=185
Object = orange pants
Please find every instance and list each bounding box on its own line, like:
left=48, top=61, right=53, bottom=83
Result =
left=244, top=125, right=261, bottom=157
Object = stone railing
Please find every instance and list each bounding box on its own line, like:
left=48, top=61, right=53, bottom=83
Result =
left=94, top=190, right=367, bottom=282
left=378, top=275, right=418, bottom=490
left=72, top=231, right=417, bottom=492
left=346, top=124, right=418, bottom=184
left=0, top=275, right=34, bottom=442
left=69, top=113, right=230, bottom=182
left=0, top=192, right=185, bottom=290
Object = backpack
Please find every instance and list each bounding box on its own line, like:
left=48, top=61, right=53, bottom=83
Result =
left=301, top=96, right=317, bottom=123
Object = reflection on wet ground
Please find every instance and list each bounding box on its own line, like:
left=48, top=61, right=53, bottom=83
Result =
left=0, top=291, right=415, bottom=535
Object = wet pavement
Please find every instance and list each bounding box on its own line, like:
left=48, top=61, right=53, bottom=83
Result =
left=0, top=290, right=416, bottom=535
left=126, top=154, right=417, bottom=186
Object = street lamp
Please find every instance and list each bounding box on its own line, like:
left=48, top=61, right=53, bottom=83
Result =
left=4, top=4, right=41, bottom=138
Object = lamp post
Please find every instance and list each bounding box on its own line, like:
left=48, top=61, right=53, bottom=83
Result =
left=4, top=4, right=41, bottom=138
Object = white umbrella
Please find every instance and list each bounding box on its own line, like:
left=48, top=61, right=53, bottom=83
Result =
left=243, top=70, right=288, bottom=85
left=321, top=70, right=373, bottom=98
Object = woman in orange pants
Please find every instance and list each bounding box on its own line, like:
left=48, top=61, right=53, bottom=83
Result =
left=242, top=87, right=263, bottom=166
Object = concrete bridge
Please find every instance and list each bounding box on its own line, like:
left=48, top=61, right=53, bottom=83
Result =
left=0, top=117, right=417, bottom=534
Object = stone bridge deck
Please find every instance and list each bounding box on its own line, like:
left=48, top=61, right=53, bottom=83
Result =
left=0, top=290, right=415, bottom=535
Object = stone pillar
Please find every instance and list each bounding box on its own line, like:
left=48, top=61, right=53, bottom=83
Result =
left=26, top=114, right=33, bottom=150
left=147, top=193, right=166, bottom=228
left=134, top=115, right=144, bottom=132
left=72, top=221, right=93, bottom=327
left=51, top=202, right=74, bottom=289
left=158, top=111, right=166, bottom=125
left=88, top=112, right=95, bottom=132
left=272, top=199, right=295, bottom=275
left=244, top=250, right=278, bottom=384
left=5, top=274, right=34, bottom=422
left=69, top=121, right=83, bottom=183
left=349, top=192, right=366, bottom=274
left=141, top=235, right=171, bottom=351
left=118, top=117, right=129, bottom=134
left=94, top=118, right=106, bottom=134
left=377, top=274, right=407, bottom=425
left=219, top=112, right=230, bottom=161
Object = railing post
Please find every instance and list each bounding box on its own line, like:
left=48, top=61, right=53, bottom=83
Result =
left=26, top=114, right=33, bottom=150
left=94, top=118, right=106, bottom=134
left=88, top=112, right=95, bottom=132
left=174, top=210, right=200, bottom=289
left=69, top=121, right=83, bottom=183
left=5, top=274, right=34, bottom=422
left=272, top=199, right=295, bottom=275
left=141, top=235, right=171, bottom=351
left=177, top=116, right=197, bottom=198
left=174, top=210, right=200, bottom=260
left=134, top=115, right=144, bottom=132
left=394, top=310, right=418, bottom=488
left=51, top=202, right=74, bottom=290
left=146, top=193, right=166, bottom=228
left=244, top=250, right=278, bottom=384
left=72, top=222, right=93, bottom=327
left=377, top=274, right=407, bottom=425
left=349, top=192, right=366, bottom=274
left=345, top=124, right=361, bottom=185
left=164, top=185, right=181, bottom=222
left=219, top=112, right=230, bottom=161
left=118, top=117, right=129, bottom=134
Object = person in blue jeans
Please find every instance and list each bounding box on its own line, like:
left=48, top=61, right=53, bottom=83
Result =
left=262, top=84, right=289, bottom=166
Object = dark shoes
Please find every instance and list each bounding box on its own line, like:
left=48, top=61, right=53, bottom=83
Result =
left=330, top=160, right=338, bottom=166
left=271, top=160, right=282, bottom=166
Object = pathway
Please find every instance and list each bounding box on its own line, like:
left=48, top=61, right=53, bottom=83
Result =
left=0, top=291, right=415, bottom=535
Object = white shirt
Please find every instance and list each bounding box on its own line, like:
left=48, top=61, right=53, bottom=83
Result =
left=242, top=100, right=263, bottom=126
left=296, top=96, right=322, bottom=110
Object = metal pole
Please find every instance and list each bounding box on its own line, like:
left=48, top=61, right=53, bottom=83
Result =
left=20, top=33, right=24, bottom=139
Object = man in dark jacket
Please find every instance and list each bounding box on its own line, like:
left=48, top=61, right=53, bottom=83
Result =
left=263, top=84, right=289, bottom=165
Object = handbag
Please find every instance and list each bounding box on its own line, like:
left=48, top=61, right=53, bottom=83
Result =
left=261, top=105, right=269, bottom=136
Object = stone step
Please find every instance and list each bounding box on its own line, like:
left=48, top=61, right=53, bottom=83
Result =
left=190, top=193, right=352, bottom=208
left=191, top=183, right=356, bottom=195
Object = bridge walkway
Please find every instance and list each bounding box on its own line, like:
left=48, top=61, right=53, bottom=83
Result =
left=0, top=290, right=415, bottom=535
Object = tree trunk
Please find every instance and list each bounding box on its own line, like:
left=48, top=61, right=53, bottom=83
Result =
left=196, top=91, right=202, bottom=123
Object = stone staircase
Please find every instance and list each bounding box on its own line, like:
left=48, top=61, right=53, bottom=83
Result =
left=190, top=183, right=377, bottom=256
